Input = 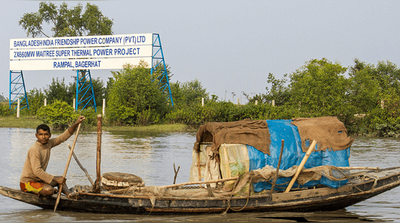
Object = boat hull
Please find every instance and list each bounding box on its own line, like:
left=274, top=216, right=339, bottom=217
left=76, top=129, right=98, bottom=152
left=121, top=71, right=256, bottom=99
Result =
left=2, top=167, right=400, bottom=214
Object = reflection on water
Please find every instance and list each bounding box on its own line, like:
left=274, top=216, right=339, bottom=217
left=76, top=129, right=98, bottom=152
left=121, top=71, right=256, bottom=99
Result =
left=1, top=128, right=400, bottom=222
left=0, top=208, right=382, bottom=222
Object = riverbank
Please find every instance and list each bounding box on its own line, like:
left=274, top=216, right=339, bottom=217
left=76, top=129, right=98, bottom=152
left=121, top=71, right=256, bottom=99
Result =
left=0, top=116, right=197, bottom=133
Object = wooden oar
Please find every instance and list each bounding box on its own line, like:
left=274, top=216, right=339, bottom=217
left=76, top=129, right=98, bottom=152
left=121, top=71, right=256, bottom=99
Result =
left=54, top=123, right=81, bottom=212
left=270, top=139, right=284, bottom=195
left=284, top=140, right=317, bottom=193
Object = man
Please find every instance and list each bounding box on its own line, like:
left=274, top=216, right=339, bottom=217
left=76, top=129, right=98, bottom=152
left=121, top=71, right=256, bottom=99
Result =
left=20, top=116, right=85, bottom=197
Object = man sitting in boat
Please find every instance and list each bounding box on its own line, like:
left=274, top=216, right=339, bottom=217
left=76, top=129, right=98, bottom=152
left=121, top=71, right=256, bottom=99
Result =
left=19, top=116, right=85, bottom=197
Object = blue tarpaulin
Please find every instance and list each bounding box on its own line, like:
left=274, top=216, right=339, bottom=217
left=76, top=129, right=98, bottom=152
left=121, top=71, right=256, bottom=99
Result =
left=249, top=119, right=350, bottom=192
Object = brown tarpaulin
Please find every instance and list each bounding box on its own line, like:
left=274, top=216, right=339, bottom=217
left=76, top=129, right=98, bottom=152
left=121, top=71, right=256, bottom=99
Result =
left=193, top=120, right=271, bottom=156
left=291, top=116, right=354, bottom=152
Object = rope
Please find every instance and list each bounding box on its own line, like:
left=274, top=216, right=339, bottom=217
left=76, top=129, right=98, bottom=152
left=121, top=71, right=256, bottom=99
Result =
left=331, top=166, right=368, bottom=192
left=364, top=173, right=379, bottom=189
left=110, top=165, right=382, bottom=216
left=222, top=175, right=253, bottom=213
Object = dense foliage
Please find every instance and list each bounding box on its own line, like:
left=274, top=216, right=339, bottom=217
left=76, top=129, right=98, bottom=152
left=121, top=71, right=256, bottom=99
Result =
left=0, top=103, right=12, bottom=116
left=36, top=100, right=77, bottom=130
left=42, top=77, right=105, bottom=109
left=288, top=58, right=349, bottom=117
left=106, top=62, right=169, bottom=125
left=27, top=88, right=46, bottom=115
left=170, top=79, right=209, bottom=108
left=3, top=57, right=400, bottom=137
left=164, top=58, right=400, bottom=137
left=19, top=2, right=113, bottom=38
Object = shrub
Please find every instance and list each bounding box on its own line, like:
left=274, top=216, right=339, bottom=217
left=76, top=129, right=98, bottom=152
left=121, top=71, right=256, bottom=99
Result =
left=107, top=62, right=168, bottom=125
left=77, top=107, right=98, bottom=126
left=37, top=100, right=78, bottom=130
left=0, top=103, right=12, bottom=116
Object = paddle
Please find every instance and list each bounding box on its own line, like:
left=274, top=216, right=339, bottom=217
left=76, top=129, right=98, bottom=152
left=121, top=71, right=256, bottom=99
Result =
left=284, top=140, right=317, bottom=193
left=54, top=123, right=81, bottom=212
left=270, top=139, right=284, bottom=195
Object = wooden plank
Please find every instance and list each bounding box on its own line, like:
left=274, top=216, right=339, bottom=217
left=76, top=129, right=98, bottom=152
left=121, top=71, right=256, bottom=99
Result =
left=93, top=114, right=102, bottom=193
left=285, top=140, right=317, bottom=193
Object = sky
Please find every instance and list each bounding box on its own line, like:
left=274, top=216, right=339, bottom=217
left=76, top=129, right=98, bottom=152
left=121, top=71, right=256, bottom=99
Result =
left=2, top=0, right=400, bottom=104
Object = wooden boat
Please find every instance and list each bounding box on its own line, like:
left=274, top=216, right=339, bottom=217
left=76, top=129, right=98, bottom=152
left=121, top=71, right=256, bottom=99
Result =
left=2, top=117, right=399, bottom=214
left=1, top=166, right=400, bottom=214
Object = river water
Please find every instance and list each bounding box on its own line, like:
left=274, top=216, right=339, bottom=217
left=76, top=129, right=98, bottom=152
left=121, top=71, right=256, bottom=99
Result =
left=0, top=127, right=400, bottom=222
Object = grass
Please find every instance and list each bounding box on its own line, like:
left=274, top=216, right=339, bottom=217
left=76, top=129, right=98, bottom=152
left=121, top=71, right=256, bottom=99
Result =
left=102, top=124, right=196, bottom=132
left=0, top=115, right=197, bottom=133
left=0, top=115, right=42, bottom=129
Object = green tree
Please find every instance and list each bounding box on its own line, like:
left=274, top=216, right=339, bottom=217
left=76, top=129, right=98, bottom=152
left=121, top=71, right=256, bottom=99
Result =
left=107, top=61, right=169, bottom=125
left=104, top=77, right=114, bottom=105
left=350, top=60, right=400, bottom=137
left=170, top=79, right=208, bottom=108
left=151, top=62, right=174, bottom=105
left=375, top=60, right=400, bottom=96
left=263, top=73, right=291, bottom=106
left=44, top=77, right=73, bottom=104
left=152, top=62, right=173, bottom=82
left=348, top=59, right=400, bottom=114
left=19, top=2, right=113, bottom=37
left=68, top=76, right=106, bottom=108
left=19, top=1, right=113, bottom=112
left=289, top=58, right=349, bottom=116
left=348, top=59, right=381, bottom=113
left=26, top=88, right=46, bottom=115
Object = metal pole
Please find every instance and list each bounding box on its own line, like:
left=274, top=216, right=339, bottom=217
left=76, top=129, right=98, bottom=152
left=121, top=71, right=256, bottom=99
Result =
left=9, top=71, right=11, bottom=109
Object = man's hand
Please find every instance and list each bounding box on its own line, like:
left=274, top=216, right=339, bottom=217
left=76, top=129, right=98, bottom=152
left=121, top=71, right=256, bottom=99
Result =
left=68, top=116, right=85, bottom=134
left=53, top=176, right=67, bottom=185
left=75, top=116, right=86, bottom=125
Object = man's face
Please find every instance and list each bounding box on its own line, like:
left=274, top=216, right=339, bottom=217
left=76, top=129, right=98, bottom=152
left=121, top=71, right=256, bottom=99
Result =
left=36, top=129, right=51, bottom=145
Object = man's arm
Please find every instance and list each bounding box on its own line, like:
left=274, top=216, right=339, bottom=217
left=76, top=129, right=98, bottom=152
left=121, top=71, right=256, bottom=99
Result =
left=50, top=116, right=86, bottom=148
left=68, top=116, right=86, bottom=134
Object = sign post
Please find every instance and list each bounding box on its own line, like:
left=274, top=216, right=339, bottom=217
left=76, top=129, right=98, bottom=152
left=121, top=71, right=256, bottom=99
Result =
left=9, top=33, right=174, bottom=110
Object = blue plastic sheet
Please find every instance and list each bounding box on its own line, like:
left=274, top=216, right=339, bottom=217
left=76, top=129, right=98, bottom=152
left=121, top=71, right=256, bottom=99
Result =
left=249, top=119, right=350, bottom=192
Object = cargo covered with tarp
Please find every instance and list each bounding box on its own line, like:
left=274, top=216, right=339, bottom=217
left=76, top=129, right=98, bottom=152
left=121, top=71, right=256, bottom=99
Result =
left=190, top=117, right=354, bottom=192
